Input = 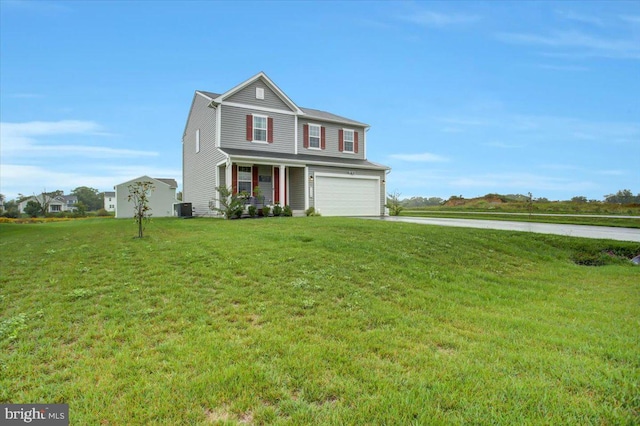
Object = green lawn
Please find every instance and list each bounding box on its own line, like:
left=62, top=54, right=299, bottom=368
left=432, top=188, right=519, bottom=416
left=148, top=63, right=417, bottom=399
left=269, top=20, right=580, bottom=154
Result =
left=1, top=218, right=639, bottom=425
left=401, top=210, right=640, bottom=228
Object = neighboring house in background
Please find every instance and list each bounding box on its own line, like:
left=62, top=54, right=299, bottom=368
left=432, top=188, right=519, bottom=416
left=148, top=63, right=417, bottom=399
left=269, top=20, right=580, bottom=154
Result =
left=182, top=71, right=390, bottom=217
left=18, top=194, right=77, bottom=214
left=114, top=176, right=178, bottom=218
left=103, top=191, right=116, bottom=212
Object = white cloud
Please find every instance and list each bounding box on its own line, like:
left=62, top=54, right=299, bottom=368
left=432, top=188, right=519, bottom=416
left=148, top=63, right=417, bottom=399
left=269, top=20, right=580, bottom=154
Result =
left=556, top=10, right=605, bottom=27
left=483, top=141, right=524, bottom=149
left=496, top=30, right=640, bottom=59
left=400, top=11, right=480, bottom=28
left=0, top=120, right=158, bottom=158
left=389, top=152, right=449, bottom=162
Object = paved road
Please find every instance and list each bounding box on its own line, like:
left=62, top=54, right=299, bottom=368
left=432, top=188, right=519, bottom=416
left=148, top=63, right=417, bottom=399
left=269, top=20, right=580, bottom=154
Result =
left=403, top=211, right=640, bottom=219
left=364, top=216, right=640, bottom=242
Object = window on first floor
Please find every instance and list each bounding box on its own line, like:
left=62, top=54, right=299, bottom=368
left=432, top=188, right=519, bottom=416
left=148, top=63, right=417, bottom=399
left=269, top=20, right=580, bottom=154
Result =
left=50, top=205, right=61, bottom=212
left=238, top=166, right=253, bottom=194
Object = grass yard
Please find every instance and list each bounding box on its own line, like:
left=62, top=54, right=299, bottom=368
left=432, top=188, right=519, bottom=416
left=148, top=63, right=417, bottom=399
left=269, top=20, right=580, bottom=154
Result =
left=1, top=217, right=639, bottom=425
left=401, top=211, right=640, bottom=229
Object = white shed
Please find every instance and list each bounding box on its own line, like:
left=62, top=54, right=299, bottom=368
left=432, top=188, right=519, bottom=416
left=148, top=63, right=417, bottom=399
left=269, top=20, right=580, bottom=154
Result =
left=114, top=176, right=178, bottom=219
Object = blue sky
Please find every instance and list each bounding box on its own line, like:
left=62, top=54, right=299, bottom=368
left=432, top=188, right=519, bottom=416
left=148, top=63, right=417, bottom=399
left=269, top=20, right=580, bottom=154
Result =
left=1, top=0, right=638, bottom=202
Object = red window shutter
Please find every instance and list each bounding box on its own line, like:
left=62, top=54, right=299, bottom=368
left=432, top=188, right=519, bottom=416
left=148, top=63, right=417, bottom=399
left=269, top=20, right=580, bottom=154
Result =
left=338, top=129, right=344, bottom=152
left=321, top=126, right=326, bottom=150
left=267, top=117, right=274, bottom=143
left=303, top=124, right=309, bottom=148
left=252, top=166, right=259, bottom=195
left=246, top=115, right=252, bottom=141
left=232, top=164, right=238, bottom=194
left=354, top=131, right=359, bottom=153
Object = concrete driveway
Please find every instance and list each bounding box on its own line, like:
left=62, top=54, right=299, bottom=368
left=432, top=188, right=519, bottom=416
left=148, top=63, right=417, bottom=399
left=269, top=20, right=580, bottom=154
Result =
left=363, top=216, right=640, bottom=242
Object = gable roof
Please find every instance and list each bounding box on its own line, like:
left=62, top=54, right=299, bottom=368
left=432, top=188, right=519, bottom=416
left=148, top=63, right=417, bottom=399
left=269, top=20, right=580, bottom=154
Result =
left=115, top=175, right=178, bottom=189
left=198, top=72, right=368, bottom=127
left=211, top=72, right=303, bottom=114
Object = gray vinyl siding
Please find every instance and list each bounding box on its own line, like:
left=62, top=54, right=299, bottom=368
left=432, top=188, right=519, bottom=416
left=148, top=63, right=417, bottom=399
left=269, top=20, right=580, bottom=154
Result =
left=257, top=165, right=274, bottom=205
left=183, top=93, right=226, bottom=216
left=220, top=105, right=295, bottom=154
left=307, top=165, right=386, bottom=215
left=297, top=119, right=366, bottom=160
left=288, top=167, right=305, bottom=211
left=226, top=78, right=293, bottom=111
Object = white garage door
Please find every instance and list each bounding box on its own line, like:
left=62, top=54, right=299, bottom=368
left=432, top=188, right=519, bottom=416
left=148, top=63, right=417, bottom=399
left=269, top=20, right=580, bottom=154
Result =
left=315, top=174, right=380, bottom=216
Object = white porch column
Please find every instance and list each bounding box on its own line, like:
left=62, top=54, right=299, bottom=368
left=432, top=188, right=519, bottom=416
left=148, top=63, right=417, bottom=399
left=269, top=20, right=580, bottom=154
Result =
left=279, top=165, right=285, bottom=205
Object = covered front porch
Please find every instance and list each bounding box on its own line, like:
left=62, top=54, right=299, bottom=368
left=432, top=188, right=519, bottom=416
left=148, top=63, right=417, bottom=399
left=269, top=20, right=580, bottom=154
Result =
left=216, top=160, right=307, bottom=215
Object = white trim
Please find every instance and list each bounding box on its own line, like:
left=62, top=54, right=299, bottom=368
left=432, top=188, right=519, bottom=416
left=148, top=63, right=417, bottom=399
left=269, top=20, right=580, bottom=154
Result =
left=216, top=105, right=222, bottom=148
left=222, top=101, right=296, bottom=116
left=286, top=167, right=290, bottom=206
left=252, top=113, right=268, bottom=143
left=213, top=72, right=303, bottom=114
left=294, top=115, right=298, bottom=155
left=195, top=90, right=214, bottom=101
left=314, top=173, right=381, bottom=216
left=308, top=124, right=322, bottom=149
left=364, top=127, right=368, bottom=159
left=279, top=165, right=285, bottom=205
left=215, top=165, right=220, bottom=211
left=227, top=154, right=388, bottom=170
left=237, top=165, right=253, bottom=195
left=195, top=129, right=200, bottom=153
left=314, top=172, right=380, bottom=181
left=342, top=128, right=355, bottom=153
left=304, top=167, right=309, bottom=211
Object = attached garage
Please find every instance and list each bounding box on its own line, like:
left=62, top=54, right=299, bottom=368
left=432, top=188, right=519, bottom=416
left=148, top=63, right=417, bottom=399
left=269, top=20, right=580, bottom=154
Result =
left=314, top=173, right=381, bottom=216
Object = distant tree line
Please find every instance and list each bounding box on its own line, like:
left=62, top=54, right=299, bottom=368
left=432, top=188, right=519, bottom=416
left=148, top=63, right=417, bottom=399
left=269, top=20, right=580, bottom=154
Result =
left=1, top=186, right=110, bottom=218
left=389, top=189, right=640, bottom=208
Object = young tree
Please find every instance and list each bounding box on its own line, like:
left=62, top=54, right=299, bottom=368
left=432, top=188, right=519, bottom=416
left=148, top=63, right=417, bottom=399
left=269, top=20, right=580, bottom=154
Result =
left=127, top=181, right=155, bottom=238
left=386, top=190, right=404, bottom=216
left=211, top=186, right=245, bottom=219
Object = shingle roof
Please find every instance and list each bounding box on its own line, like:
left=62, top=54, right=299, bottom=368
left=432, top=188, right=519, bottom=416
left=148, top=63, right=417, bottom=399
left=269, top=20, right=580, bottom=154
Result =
left=155, top=178, right=178, bottom=188
left=195, top=92, right=368, bottom=127
left=220, top=148, right=389, bottom=170
left=197, top=90, right=221, bottom=99
left=300, top=107, right=368, bottom=127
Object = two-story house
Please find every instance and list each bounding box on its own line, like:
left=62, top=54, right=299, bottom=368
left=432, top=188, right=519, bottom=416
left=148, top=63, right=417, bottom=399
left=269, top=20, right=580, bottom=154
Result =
left=182, top=72, right=390, bottom=217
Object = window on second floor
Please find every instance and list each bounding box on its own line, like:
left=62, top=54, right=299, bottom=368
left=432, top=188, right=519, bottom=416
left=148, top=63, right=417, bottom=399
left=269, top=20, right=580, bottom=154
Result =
left=343, top=130, right=354, bottom=152
left=303, top=124, right=325, bottom=150
left=309, top=124, right=321, bottom=149
left=246, top=114, right=273, bottom=143
left=339, top=129, right=358, bottom=153
left=254, top=115, right=267, bottom=141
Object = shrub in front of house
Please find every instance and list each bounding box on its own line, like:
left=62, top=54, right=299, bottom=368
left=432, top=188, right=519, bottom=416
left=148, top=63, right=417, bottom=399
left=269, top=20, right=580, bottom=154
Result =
left=283, top=205, right=293, bottom=217
left=273, top=204, right=283, bottom=217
